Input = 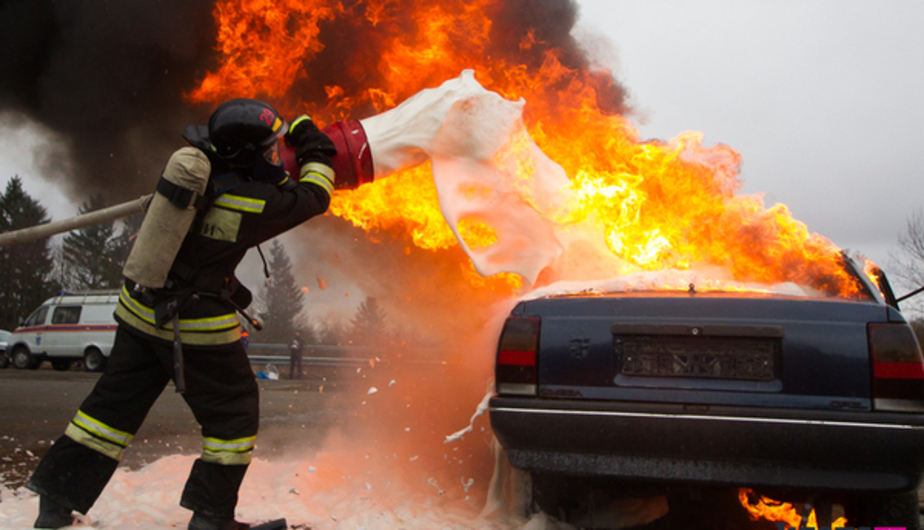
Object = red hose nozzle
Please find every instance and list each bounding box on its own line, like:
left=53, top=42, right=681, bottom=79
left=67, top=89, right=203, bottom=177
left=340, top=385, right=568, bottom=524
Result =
left=282, top=120, right=374, bottom=190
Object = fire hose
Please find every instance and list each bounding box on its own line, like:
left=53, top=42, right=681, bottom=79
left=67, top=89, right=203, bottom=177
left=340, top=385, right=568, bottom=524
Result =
left=0, top=195, right=152, bottom=248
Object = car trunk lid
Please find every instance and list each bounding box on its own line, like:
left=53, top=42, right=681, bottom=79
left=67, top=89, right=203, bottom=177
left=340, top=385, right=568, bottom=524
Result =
left=516, top=293, right=889, bottom=411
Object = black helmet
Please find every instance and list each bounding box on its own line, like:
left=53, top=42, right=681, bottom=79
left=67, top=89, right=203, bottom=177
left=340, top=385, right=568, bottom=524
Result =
left=208, top=98, right=288, bottom=168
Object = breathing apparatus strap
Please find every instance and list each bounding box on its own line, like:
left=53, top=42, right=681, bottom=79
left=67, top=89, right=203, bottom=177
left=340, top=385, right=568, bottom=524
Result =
left=156, top=177, right=210, bottom=210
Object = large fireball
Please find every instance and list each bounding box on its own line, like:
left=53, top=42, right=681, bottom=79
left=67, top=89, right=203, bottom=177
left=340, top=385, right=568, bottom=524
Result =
left=188, top=0, right=866, bottom=298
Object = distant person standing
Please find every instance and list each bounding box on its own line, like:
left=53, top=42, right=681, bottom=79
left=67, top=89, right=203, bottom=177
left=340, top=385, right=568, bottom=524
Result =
left=288, top=330, right=304, bottom=379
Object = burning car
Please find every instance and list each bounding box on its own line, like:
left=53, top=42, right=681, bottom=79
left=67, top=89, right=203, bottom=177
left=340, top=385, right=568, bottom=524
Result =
left=488, top=255, right=924, bottom=528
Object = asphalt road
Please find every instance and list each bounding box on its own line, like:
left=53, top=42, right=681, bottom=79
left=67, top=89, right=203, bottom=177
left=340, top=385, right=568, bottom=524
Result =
left=3, top=363, right=923, bottom=530
left=0, top=363, right=347, bottom=490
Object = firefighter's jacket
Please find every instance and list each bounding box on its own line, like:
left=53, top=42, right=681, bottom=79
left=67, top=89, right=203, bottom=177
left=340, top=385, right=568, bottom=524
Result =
left=115, top=156, right=333, bottom=346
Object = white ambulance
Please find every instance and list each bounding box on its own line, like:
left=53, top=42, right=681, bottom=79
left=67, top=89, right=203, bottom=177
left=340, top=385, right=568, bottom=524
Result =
left=8, top=290, right=118, bottom=372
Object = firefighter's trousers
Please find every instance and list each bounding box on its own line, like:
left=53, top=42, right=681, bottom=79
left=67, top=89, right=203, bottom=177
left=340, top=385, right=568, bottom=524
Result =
left=28, top=324, right=259, bottom=519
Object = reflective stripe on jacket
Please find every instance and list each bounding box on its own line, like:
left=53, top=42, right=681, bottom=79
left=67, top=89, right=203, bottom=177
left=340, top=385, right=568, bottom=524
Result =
left=115, top=286, right=242, bottom=346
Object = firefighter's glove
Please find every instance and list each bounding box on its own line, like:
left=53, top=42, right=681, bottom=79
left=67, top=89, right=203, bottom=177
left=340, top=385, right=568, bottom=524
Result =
left=286, top=115, right=337, bottom=168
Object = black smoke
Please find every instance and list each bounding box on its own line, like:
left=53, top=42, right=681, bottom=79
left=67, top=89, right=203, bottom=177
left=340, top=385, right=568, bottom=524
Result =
left=0, top=0, right=629, bottom=204
left=490, top=0, right=629, bottom=115
left=0, top=0, right=217, bottom=200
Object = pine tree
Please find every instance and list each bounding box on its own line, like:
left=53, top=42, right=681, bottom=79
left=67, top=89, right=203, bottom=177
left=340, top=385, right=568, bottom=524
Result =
left=256, top=240, right=305, bottom=343
left=0, top=177, right=58, bottom=330
left=318, top=317, right=347, bottom=345
left=350, top=296, right=388, bottom=346
left=60, top=194, right=124, bottom=290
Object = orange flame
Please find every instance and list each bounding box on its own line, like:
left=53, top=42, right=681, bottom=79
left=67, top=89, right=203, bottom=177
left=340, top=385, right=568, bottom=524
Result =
left=187, top=0, right=869, bottom=298
left=738, top=488, right=848, bottom=529
left=863, top=256, right=888, bottom=301
left=189, top=0, right=336, bottom=103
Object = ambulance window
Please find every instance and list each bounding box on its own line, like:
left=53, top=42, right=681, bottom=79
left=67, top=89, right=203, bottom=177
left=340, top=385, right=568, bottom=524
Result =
left=52, top=306, right=82, bottom=325
left=25, top=306, right=49, bottom=327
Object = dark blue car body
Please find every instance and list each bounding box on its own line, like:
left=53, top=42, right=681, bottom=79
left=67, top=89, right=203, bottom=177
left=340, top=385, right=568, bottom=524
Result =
left=489, top=265, right=924, bottom=526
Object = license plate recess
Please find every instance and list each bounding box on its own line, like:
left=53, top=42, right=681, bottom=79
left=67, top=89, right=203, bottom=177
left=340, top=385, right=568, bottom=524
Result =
left=612, top=323, right=783, bottom=381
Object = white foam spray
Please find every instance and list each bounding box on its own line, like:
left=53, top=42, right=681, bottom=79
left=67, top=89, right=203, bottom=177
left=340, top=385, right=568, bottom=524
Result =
left=362, top=70, right=573, bottom=288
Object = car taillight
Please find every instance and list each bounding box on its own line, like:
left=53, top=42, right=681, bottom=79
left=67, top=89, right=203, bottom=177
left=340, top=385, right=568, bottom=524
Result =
left=496, top=316, right=540, bottom=396
left=869, top=323, right=924, bottom=412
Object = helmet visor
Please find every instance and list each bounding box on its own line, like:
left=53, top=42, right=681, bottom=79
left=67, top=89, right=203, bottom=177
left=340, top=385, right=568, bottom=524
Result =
left=262, top=124, right=287, bottom=167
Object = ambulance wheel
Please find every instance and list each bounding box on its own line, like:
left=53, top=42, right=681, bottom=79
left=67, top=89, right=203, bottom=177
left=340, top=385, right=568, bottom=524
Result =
left=11, top=346, right=39, bottom=370
left=0, top=352, right=8, bottom=369
left=83, top=348, right=106, bottom=372
left=51, top=359, right=72, bottom=371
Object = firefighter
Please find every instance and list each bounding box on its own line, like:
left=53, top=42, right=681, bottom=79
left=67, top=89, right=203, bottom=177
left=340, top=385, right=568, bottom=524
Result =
left=27, top=98, right=336, bottom=530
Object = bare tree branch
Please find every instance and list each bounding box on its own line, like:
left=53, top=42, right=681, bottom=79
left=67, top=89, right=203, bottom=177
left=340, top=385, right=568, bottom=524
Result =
left=890, top=209, right=924, bottom=313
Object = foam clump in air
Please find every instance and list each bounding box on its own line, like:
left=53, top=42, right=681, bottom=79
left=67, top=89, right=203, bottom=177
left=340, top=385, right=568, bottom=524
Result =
left=360, top=70, right=573, bottom=287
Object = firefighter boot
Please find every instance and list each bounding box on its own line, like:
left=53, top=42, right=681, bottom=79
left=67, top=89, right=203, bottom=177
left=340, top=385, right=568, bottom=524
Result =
left=34, top=495, right=75, bottom=529
left=188, top=512, right=250, bottom=530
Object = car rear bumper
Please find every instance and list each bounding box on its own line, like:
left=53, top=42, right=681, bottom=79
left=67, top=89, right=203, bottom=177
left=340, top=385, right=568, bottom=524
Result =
left=489, top=397, right=924, bottom=493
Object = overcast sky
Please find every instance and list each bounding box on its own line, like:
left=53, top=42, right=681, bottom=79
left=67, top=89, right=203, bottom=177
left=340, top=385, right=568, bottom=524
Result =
left=573, top=0, right=924, bottom=291
left=1, top=0, right=922, bottom=295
